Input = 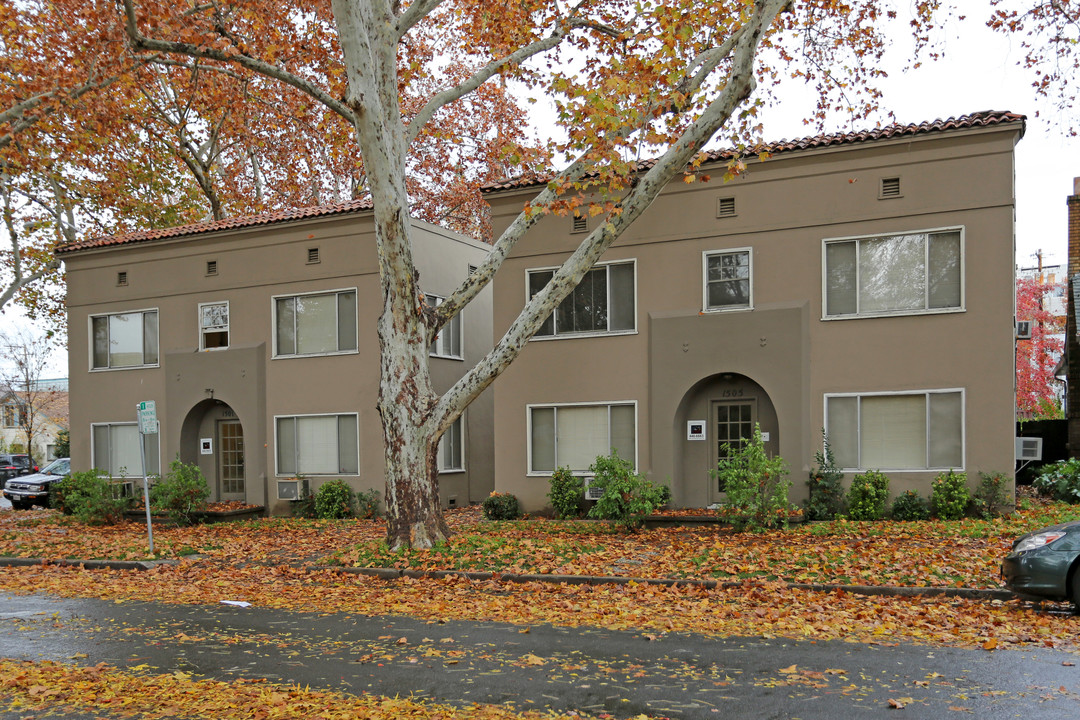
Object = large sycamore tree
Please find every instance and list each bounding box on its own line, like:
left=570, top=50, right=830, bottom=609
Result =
left=117, top=0, right=944, bottom=549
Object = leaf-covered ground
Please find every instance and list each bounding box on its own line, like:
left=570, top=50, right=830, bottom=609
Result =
left=2, top=501, right=1079, bottom=656
left=0, top=659, right=594, bottom=719
left=3, top=500, right=1079, bottom=589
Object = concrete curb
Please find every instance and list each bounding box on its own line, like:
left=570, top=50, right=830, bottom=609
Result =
left=317, top=565, right=1016, bottom=601
left=0, top=556, right=1015, bottom=601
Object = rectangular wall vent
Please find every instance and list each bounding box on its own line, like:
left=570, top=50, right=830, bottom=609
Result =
left=117, top=271, right=128, bottom=286
left=880, top=177, right=901, bottom=198
left=307, top=247, right=320, bottom=264
left=571, top=215, right=587, bottom=233
left=206, top=260, right=218, bottom=276
left=717, top=197, right=736, bottom=217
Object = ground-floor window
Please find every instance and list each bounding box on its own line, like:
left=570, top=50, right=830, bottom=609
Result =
left=825, top=389, right=963, bottom=470
left=275, top=413, right=359, bottom=475
left=528, top=402, right=636, bottom=473
left=438, top=415, right=464, bottom=473
left=91, top=422, right=160, bottom=478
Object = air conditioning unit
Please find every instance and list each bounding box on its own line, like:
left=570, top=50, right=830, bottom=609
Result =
left=584, top=477, right=604, bottom=501
left=1016, top=320, right=1033, bottom=340
left=1015, top=437, right=1043, bottom=462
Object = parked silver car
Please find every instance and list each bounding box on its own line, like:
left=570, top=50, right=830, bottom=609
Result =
left=2, top=458, right=70, bottom=510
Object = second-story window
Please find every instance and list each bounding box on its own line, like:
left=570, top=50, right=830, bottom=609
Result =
left=200, top=302, right=230, bottom=350
left=527, top=260, right=636, bottom=338
left=703, top=249, right=752, bottom=311
left=91, top=309, right=159, bottom=369
left=274, top=289, right=357, bottom=357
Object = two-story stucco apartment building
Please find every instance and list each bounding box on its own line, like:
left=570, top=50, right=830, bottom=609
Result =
left=57, top=201, right=494, bottom=514
left=486, top=111, right=1025, bottom=511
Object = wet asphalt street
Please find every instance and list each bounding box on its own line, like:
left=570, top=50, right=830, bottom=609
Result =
left=3, top=591, right=1080, bottom=719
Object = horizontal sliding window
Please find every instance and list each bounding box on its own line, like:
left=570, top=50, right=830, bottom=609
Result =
left=825, top=390, right=963, bottom=471
left=91, top=422, right=159, bottom=478
left=276, top=413, right=359, bottom=476
left=274, top=289, right=357, bottom=357
left=91, top=309, right=158, bottom=369
left=824, top=229, right=962, bottom=318
left=528, top=261, right=635, bottom=338
left=529, top=403, right=635, bottom=473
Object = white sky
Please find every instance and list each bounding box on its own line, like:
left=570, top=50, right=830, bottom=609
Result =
left=4, top=4, right=1076, bottom=376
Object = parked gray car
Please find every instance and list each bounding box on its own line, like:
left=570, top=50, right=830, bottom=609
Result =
left=2, top=458, right=70, bottom=510
left=1001, top=519, right=1080, bottom=610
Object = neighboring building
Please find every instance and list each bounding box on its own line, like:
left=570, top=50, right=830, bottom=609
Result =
left=0, top=388, right=68, bottom=462
left=58, top=201, right=494, bottom=514
left=1017, top=262, right=1067, bottom=320
left=486, top=111, right=1024, bottom=510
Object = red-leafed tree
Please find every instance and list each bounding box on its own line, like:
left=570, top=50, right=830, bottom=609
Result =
left=1016, top=277, right=1065, bottom=418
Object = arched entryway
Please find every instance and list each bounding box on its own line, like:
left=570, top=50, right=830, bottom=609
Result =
left=674, top=373, right=779, bottom=506
left=180, top=399, right=246, bottom=503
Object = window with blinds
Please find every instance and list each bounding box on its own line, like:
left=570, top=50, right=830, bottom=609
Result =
left=274, top=289, right=358, bottom=357
left=529, top=403, right=636, bottom=473
left=275, top=414, right=359, bottom=476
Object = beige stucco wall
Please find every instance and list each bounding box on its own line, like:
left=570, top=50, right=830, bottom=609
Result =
left=64, top=212, right=494, bottom=514
left=488, top=123, right=1021, bottom=511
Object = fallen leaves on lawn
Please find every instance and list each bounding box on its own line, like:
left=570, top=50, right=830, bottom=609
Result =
left=0, top=563, right=1076, bottom=654
left=0, top=659, right=593, bottom=719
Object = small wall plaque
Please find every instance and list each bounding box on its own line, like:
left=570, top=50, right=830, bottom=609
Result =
left=687, top=421, right=706, bottom=441
left=200, top=438, right=213, bottom=455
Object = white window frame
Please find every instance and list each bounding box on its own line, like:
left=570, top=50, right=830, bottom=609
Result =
left=271, top=287, right=359, bottom=359
left=823, top=388, right=966, bottom=472
left=273, top=412, right=360, bottom=476
left=88, top=308, right=160, bottom=371
left=525, top=259, right=638, bottom=341
left=526, top=400, right=638, bottom=476
left=425, top=293, right=463, bottom=360
left=702, top=247, right=753, bottom=312
left=199, top=300, right=230, bottom=351
left=90, top=421, right=161, bottom=478
left=437, top=414, right=465, bottom=474
left=821, top=226, right=965, bottom=320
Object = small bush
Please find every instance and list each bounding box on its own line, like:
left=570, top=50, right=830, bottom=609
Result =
left=712, top=425, right=791, bottom=531
left=314, top=479, right=356, bottom=519
left=151, top=457, right=210, bottom=525
left=930, top=470, right=970, bottom=520
left=890, top=490, right=930, bottom=521
left=970, top=471, right=1011, bottom=518
left=53, top=469, right=131, bottom=525
left=587, top=450, right=666, bottom=530
left=355, top=488, right=381, bottom=519
left=1033, top=458, right=1080, bottom=503
left=846, top=470, right=889, bottom=521
left=548, top=466, right=584, bottom=519
left=482, top=492, right=521, bottom=521
left=805, top=432, right=845, bottom=521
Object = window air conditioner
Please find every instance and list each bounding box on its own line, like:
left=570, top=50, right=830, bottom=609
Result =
left=1016, top=320, right=1033, bottom=340
left=584, top=477, right=604, bottom=501
left=1015, top=437, right=1043, bottom=462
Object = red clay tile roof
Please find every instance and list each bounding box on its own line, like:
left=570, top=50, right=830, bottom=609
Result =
left=56, top=197, right=374, bottom=256
left=482, top=110, right=1026, bottom=192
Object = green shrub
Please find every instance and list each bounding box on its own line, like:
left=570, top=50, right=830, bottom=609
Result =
left=846, top=470, right=889, bottom=521
left=1033, top=459, right=1080, bottom=503
left=890, top=490, right=930, bottom=521
left=355, top=488, right=381, bottom=519
left=150, top=457, right=210, bottom=525
left=314, top=479, right=356, bottom=519
left=930, top=470, right=970, bottom=520
left=482, top=492, right=521, bottom=521
left=712, top=425, right=791, bottom=531
left=547, top=466, right=584, bottom=519
left=970, top=471, right=1011, bottom=518
left=53, top=469, right=131, bottom=525
left=587, top=450, right=666, bottom=530
left=805, top=432, right=845, bottom=521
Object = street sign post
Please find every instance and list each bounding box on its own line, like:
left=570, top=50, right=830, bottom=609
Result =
left=136, top=401, right=157, bottom=553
